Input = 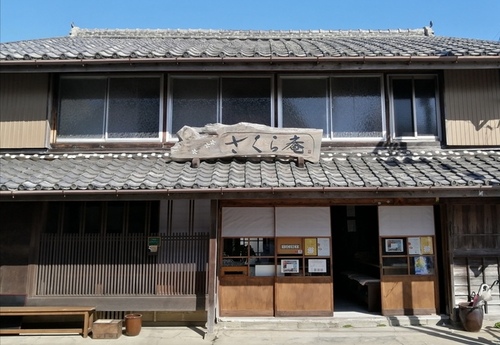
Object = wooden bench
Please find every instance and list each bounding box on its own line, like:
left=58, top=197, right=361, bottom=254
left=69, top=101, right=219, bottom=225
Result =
left=342, top=272, right=381, bottom=312
left=0, top=306, right=95, bottom=338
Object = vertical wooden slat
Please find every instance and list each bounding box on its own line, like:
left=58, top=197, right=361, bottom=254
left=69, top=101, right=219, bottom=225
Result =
left=0, top=73, right=50, bottom=149
left=444, top=69, right=500, bottom=146
left=36, top=233, right=209, bottom=297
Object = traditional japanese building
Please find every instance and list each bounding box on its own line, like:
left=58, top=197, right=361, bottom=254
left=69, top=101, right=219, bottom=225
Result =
left=1, top=25, right=499, bottom=331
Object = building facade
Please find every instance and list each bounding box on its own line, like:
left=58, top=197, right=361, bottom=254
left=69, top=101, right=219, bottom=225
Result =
left=1, top=26, right=499, bottom=331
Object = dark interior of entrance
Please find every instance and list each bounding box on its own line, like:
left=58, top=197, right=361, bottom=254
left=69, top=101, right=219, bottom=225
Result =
left=332, top=206, right=381, bottom=313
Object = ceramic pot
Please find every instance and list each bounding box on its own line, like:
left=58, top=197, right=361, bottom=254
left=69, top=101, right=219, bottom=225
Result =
left=124, top=313, right=142, bottom=336
left=458, top=302, right=483, bottom=332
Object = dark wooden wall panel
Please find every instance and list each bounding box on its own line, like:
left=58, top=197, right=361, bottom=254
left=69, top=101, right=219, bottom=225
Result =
left=447, top=201, right=500, bottom=316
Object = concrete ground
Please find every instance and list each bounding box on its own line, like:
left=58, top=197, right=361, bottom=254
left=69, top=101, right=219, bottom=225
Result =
left=1, top=316, right=499, bottom=345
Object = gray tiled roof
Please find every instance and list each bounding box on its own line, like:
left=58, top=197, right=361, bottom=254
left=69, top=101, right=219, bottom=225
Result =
left=1, top=27, right=500, bottom=61
left=1, top=150, right=499, bottom=192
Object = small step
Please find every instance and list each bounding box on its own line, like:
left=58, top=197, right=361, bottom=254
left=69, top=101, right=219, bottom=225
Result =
left=216, top=315, right=448, bottom=330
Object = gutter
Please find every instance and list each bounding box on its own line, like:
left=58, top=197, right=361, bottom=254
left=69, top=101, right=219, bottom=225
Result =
left=1, top=55, right=499, bottom=67
left=1, top=185, right=498, bottom=199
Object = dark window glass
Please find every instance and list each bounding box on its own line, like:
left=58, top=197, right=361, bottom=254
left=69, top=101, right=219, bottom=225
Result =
left=45, top=202, right=61, bottom=233
left=108, top=78, right=160, bottom=139
left=62, top=202, right=81, bottom=234
left=221, top=78, right=271, bottom=125
left=415, top=79, right=438, bottom=136
left=282, top=78, right=328, bottom=136
left=58, top=78, right=106, bottom=139
left=128, top=201, right=147, bottom=233
left=149, top=201, right=160, bottom=234
left=106, top=201, right=125, bottom=234
left=392, top=77, right=438, bottom=138
left=393, top=79, right=414, bottom=137
left=331, top=77, right=383, bottom=137
left=171, top=78, right=218, bottom=134
left=84, top=201, right=102, bottom=234
left=58, top=77, right=161, bottom=141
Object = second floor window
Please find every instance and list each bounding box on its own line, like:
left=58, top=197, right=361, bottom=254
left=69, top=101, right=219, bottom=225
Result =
left=389, top=76, right=439, bottom=139
left=279, top=76, right=385, bottom=140
left=169, top=77, right=272, bottom=136
left=57, top=76, right=162, bottom=141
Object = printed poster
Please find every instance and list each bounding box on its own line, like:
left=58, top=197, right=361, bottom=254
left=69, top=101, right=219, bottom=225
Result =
left=414, top=256, right=434, bottom=275
left=308, top=259, right=327, bottom=273
left=420, top=236, right=433, bottom=255
left=317, top=238, right=330, bottom=256
left=304, top=238, right=317, bottom=256
left=385, top=238, right=404, bottom=253
left=281, top=259, right=299, bottom=273
left=408, top=237, right=421, bottom=255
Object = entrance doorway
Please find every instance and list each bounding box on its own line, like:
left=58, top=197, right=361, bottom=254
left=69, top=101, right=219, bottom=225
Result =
left=331, top=206, right=381, bottom=314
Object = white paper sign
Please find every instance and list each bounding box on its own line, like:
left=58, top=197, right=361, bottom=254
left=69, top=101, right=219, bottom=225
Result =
left=317, top=238, right=330, bottom=256
left=407, top=237, right=421, bottom=255
left=308, top=259, right=327, bottom=273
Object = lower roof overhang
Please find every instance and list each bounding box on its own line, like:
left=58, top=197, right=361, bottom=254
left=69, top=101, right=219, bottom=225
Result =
left=1, top=55, right=499, bottom=73
left=1, top=185, right=499, bottom=202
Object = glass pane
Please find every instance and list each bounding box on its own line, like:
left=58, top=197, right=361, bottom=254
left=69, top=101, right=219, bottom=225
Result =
left=414, top=79, right=438, bottom=136
left=58, top=78, right=106, bottom=139
left=171, top=78, right=218, bottom=135
left=108, top=78, right=160, bottom=139
left=223, top=238, right=249, bottom=257
left=62, top=202, right=81, bottom=234
left=281, top=78, right=328, bottom=136
left=392, top=79, right=414, bottom=137
left=248, top=239, right=275, bottom=276
left=331, top=77, right=383, bottom=137
left=128, top=201, right=147, bottom=233
left=251, top=261, right=276, bottom=276
left=382, top=257, right=408, bottom=275
left=221, top=78, right=271, bottom=125
left=222, top=238, right=249, bottom=269
left=106, top=201, right=125, bottom=234
left=84, top=201, right=102, bottom=234
left=249, top=238, right=275, bottom=256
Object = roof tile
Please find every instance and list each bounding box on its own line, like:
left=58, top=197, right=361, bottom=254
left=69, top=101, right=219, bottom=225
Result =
left=1, top=150, right=499, bottom=192
left=2, top=27, right=499, bottom=62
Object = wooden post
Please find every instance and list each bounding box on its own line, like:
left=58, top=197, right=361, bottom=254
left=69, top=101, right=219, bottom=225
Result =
left=206, top=200, right=218, bottom=334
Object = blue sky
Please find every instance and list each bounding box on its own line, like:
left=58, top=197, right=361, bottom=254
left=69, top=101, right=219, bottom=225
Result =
left=1, top=0, right=499, bottom=43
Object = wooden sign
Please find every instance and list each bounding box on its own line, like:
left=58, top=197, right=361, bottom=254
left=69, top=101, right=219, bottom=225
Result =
left=277, top=237, right=303, bottom=255
left=171, top=122, right=323, bottom=163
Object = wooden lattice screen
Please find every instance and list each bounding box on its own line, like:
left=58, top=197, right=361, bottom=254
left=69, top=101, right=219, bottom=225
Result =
left=36, top=233, right=209, bottom=296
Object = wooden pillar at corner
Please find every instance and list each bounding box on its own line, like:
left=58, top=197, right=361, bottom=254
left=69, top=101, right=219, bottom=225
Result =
left=206, top=200, right=218, bottom=333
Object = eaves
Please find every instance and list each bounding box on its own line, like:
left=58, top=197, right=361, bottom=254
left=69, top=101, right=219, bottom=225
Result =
left=1, top=55, right=499, bottom=74
left=1, top=185, right=499, bottom=202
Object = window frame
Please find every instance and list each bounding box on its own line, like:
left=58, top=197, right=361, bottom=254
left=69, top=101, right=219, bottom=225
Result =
left=167, top=75, right=274, bottom=141
left=388, top=74, right=441, bottom=141
left=56, top=74, right=164, bottom=143
left=278, top=74, right=386, bottom=142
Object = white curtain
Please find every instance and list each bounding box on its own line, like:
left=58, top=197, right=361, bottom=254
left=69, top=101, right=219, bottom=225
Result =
left=222, top=207, right=274, bottom=236
left=378, top=206, right=435, bottom=236
left=276, top=207, right=330, bottom=237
